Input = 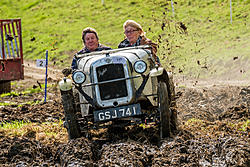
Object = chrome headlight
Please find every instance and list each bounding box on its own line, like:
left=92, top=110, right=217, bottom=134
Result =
left=134, top=60, right=147, bottom=74
left=72, top=70, right=86, bottom=84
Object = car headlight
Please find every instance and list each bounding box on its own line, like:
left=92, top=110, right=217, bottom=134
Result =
left=72, top=70, right=86, bottom=84
left=134, top=60, right=147, bottom=74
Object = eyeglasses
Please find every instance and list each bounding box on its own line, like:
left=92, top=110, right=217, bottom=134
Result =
left=124, top=30, right=138, bottom=34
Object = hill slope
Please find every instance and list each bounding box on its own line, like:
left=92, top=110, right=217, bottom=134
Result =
left=1, top=0, right=249, bottom=79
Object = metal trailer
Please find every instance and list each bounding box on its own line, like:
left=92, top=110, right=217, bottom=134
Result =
left=0, top=19, right=24, bottom=93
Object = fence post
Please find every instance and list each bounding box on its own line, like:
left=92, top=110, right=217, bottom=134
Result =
left=230, top=0, right=232, bottom=24
left=171, top=0, right=175, bottom=17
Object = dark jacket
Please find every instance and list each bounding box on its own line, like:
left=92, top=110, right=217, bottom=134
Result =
left=71, top=44, right=111, bottom=70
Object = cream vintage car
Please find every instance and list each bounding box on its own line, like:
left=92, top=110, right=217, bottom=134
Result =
left=59, top=45, right=177, bottom=139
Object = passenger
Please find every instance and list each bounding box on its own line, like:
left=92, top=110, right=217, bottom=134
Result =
left=118, top=20, right=160, bottom=65
left=71, top=27, right=111, bottom=70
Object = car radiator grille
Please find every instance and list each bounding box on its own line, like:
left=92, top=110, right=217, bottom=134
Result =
left=96, top=64, right=128, bottom=100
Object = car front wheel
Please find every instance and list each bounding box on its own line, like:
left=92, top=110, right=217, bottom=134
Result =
left=158, top=81, right=171, bottom=138
left=61, top=89, right=81, bottom=139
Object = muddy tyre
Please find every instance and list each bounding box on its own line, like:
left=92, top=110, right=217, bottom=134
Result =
left=72, top=88, right=90, bottom=138
left=158, top=81, right=171, bottom=138
left=0, top=81, right=11, bottom=94
left=61, top=89, right=81, bottom=139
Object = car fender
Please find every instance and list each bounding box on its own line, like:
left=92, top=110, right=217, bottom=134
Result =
left=150, top=67, right=164, bottom=77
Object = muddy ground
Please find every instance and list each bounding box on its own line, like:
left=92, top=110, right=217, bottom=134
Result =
left=0, top=64, right=249, bottom=167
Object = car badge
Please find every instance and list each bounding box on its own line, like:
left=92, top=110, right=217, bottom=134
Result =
left=105, top=58, right=112, bottom=63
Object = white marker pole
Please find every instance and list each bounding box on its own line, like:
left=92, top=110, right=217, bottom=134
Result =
left=230, top=0, right=232, bottom=24
left=101, top=0, right=104, bottom=5
left=171, top=0, right=175, bottom=17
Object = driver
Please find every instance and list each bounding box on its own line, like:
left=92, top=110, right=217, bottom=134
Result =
left=71, top=27, right=111, bottom=70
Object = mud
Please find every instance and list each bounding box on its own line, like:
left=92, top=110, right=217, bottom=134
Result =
left=0, top=76, right=249, bottom=166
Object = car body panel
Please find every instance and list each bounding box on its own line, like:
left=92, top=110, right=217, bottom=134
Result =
left=75, top=46, right=160, bottom=116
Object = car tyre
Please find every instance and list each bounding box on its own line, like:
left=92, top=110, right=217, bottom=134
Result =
left=72, top=88, right=91, bottom=139
left=61, top=89, right=81, bottom=139
left=158, top=81, right=171, bottom=138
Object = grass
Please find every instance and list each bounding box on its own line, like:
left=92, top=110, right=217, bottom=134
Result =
left=0, top=87, right=42, bottom=98
left=0, top=83, right=54, bottom=106
left=0, top=83, right=53, bottom=97
left=0, top=120, right=28, bottom=130
left=239, top=119, right=250, bottom=132
left=0, top=98, right=42, bottom=107
left=0, top=101, right=18, bottom=106
left=1, top=0, right=249, bottom=79
left=184, top=118, right=250, bottom=137
left=0, top=0, right=249, bottom=132
left=0, top=120, right=67, bottom=144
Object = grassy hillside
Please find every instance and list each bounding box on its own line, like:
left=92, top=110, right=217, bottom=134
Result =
left=1, top=0, right=249, bottom=79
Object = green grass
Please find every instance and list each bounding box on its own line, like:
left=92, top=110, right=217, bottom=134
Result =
left=184, top=118, right=249, bottom=136
left=0, top=102, right=17, bottom=106
left=0, top=120, right=28, bottom=129
left=0, top=84, right=54, bottom=106
left=0, top=120, right=67, bottom=142
left=0, top=86, right=43, bottom=97
left=0, top=99, right=41, bottom=107
left=1, top=0, right=249, bottom=79
left=0, top=83, right=54, bottom=98
left=239, top=119, right=250, bottom=132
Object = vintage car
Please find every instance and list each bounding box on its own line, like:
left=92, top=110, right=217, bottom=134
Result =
left=59, top=45, right=177, bottom=139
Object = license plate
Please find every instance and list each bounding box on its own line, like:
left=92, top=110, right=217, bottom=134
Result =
left=94, top=103, right=141, bottom=122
